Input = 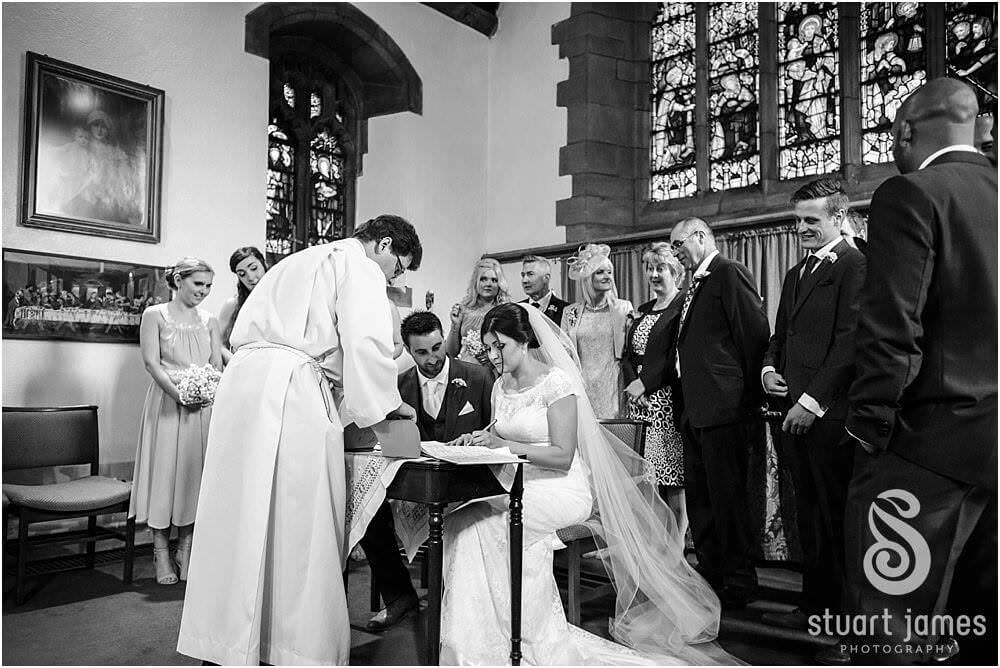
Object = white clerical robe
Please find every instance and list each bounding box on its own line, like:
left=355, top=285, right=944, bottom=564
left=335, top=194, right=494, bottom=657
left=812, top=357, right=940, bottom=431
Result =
left=176, top=239, right=401, bottom=665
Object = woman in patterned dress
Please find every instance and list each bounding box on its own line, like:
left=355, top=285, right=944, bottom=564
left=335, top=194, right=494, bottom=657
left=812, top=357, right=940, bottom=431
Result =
left=622, top=242, right=687, bottom=523
left=562, top=244, right=633, bottom=419
left=446, top=257, right=510, bottom=368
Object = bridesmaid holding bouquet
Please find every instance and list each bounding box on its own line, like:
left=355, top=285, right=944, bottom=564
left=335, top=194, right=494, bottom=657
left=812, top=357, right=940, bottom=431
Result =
left=129, top=256, right=223, bottom=585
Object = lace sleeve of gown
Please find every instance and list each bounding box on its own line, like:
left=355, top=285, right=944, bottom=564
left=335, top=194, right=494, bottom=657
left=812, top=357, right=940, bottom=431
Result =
left=542, top=367, right=578, bottom=406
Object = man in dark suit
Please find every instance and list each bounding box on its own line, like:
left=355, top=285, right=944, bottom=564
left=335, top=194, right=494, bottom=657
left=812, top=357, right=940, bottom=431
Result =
left=845, top=78, right=997, bottom=665
left=360, top=311, right=494, bottom=631
left=759, top=179, right=865, bottom=648
left=519, top=254, right=569, bottom=326
left=669, top=217, right=770, bottom=606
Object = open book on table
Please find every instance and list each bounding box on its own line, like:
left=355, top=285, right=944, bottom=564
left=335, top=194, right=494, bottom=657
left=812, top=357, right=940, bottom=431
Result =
left=420, top=441, right=523, bottom=465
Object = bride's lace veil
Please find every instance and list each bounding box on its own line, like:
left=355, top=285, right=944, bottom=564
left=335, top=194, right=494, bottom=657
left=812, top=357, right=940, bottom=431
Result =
left=518, top=302, right=728, bottom=664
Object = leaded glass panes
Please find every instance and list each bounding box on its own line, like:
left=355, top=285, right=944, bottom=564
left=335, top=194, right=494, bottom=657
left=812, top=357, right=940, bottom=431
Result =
left=777, top=3, right=841, bottom=178
left=308, top=130, right=346, bottom=246
left=708, top=2, right=760, bottom=191
left=651, top=3, right=697, bottom=200
left=268, top=56, right=356, bottom=262
left=860, top=3, right=927, bottom=164
left=266, top=121, right=295, bottom=263
left=946, top=3, right=998, bottom=116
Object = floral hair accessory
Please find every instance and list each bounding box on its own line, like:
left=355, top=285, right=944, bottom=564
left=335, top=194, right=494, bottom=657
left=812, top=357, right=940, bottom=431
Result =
left=566, top=243, right=612, bottom=281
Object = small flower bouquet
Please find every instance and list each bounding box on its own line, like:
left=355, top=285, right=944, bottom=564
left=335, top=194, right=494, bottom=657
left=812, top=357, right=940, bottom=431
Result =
left=175, top=364, right=222, bottom=406
left=460, top=329, right=493, bottom=369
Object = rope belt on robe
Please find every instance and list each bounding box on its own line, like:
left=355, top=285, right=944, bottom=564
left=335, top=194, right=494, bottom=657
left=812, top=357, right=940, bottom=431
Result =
left=236, top=341, right=335, bottom=416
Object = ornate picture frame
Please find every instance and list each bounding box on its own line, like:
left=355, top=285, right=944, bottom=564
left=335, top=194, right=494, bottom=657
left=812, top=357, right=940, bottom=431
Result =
left=19, top=52, right=164, bottom=242
left=2, top=248, right=171, bottom=344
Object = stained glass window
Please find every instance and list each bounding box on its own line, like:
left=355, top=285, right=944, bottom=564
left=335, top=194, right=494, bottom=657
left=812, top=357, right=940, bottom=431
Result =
left=308, top=130, right=346, bottom=246
left=777, top=3, right=841, bottom=179
left=266, top=122, right=295, bottom=262
left=946, top=2, right=998, bottom=116
left=860, top=3, right=927, bottom=164
left=267, top=58, right=356, bottom=264
left=708, top=3, right=760, bottom=191
left=650, top=3, right=697, bottom=200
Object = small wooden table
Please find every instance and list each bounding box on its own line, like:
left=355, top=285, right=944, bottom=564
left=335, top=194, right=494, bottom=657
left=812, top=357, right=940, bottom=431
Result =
left=382, top=458, right=525, bottom=666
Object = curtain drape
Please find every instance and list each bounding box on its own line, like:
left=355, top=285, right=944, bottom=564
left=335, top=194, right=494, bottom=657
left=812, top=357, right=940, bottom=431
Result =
left=559, top=223, right=801, bottom=327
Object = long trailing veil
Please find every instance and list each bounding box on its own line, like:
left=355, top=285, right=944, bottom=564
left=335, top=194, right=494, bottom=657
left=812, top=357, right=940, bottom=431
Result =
left=519, top=302, right=734, bottom=665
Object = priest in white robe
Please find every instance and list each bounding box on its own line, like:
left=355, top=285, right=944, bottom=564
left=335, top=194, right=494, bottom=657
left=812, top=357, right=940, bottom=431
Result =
left=177, top=216, right=422, bottom=665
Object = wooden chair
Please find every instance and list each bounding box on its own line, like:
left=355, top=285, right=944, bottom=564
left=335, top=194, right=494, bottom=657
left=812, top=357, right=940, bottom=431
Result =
left=2, top=406, right=135, bottom=604
left=555, top=418, right=646, bottom=625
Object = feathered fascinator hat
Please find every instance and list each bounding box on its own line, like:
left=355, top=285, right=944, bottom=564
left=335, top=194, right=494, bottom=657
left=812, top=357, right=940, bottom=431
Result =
left=566, top=243, right=612, bottom=280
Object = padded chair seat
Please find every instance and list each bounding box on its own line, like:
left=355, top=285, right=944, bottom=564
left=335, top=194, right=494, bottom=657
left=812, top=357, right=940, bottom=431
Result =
left=556, top=517, right=602, bottom=543
left=3, top=476, right=131, bottom=512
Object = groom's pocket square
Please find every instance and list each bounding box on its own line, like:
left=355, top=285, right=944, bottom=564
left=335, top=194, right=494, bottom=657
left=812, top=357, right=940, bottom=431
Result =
left=458, top=401, right=475, bottom=416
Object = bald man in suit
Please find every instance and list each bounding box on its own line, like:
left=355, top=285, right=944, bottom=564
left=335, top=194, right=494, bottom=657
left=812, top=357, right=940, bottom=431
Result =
left=845, top=79, right=997, bottom=665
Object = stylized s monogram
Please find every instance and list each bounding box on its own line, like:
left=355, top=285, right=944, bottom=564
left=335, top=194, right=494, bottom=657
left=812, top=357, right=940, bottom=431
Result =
left=863, top=489, right=931, bottom=596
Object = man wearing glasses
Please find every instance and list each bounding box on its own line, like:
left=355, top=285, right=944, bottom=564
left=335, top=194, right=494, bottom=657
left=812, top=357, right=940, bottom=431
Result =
left=178, top=215, right=423, bottom=666
left=668, top=217, right=769, bottom=609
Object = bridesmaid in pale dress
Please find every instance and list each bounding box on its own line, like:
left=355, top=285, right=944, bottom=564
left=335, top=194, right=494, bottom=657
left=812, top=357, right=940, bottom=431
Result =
left=218, top=246, right=267, bottom=363
left=446, top=257, right=510, bottom=368
left=129, top=257, right=222, bottom=585
left=561, top=244, right=633, bottom=418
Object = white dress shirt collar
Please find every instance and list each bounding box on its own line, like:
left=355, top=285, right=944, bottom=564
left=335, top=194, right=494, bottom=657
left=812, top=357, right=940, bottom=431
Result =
left=918, top=144, right=979, bottom=171
left=810, top=236, right=843, bottom=261
left=527, top=291, right=553, bottom=310
left=694, top=250, right=720, bottom=278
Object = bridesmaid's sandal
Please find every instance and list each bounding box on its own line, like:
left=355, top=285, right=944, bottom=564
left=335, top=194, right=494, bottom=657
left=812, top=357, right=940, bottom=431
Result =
left=153, top=547, right=179, bottom=585
left=175, top=540, right=192, bottom=582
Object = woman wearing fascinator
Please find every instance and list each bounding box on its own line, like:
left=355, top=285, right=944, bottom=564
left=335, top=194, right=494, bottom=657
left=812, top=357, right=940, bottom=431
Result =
left=438, top=302, right=733, bottom=665
left=561, top=244, right=634, bottom=418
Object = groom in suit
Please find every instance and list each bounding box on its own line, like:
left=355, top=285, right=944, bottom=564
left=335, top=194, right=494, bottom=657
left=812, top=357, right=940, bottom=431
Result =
left=759, top=179, right=865, bottom=647
left=669, top=217, right=770, bottom=606
left=360, top=311, right=494, bottom=631
left=844, top=79, right=997, bottom=664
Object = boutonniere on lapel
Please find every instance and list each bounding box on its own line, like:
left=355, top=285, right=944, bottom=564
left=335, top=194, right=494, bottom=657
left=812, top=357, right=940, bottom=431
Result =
left=824, top=252, right=838, bottom=265
left=450, top=378, right=467, bottom=389
left=691, top=271, right=711, bottom=287
left=544, top=304, right=558, bottom=315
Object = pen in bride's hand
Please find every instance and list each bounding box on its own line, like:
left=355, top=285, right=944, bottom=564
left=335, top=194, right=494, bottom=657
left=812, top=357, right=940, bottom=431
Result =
left=483, top=418, right=497, bottom=432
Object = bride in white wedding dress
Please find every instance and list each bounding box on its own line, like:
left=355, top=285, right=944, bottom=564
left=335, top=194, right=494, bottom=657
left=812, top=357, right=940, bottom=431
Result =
left=439, top=303, right=738, bottom=666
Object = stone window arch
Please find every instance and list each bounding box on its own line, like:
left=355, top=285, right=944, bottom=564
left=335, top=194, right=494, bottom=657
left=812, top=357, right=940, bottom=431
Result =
left=246, top=2, right=422, bottom=262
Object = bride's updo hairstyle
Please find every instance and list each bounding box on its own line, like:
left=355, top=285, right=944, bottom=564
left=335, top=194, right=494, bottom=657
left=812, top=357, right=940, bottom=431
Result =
left=166, top=257, right=213, bottom=290
left=480, top=303, right=540, bottom=349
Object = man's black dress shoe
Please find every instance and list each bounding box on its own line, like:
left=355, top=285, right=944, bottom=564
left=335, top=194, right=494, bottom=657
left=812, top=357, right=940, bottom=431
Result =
left=366, top=595, right=419, bottom=632
left=815, top=642, right=852, bottom=666
left=718, top=585, right=752, bottom=610
left=760, top=607, right=810, bottom=630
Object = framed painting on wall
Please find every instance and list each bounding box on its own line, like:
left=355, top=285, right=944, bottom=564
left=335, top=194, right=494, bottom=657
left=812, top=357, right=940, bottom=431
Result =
left=19, top=52, right=164, bottom=242
left=2, top=248, right=171, bottom=344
